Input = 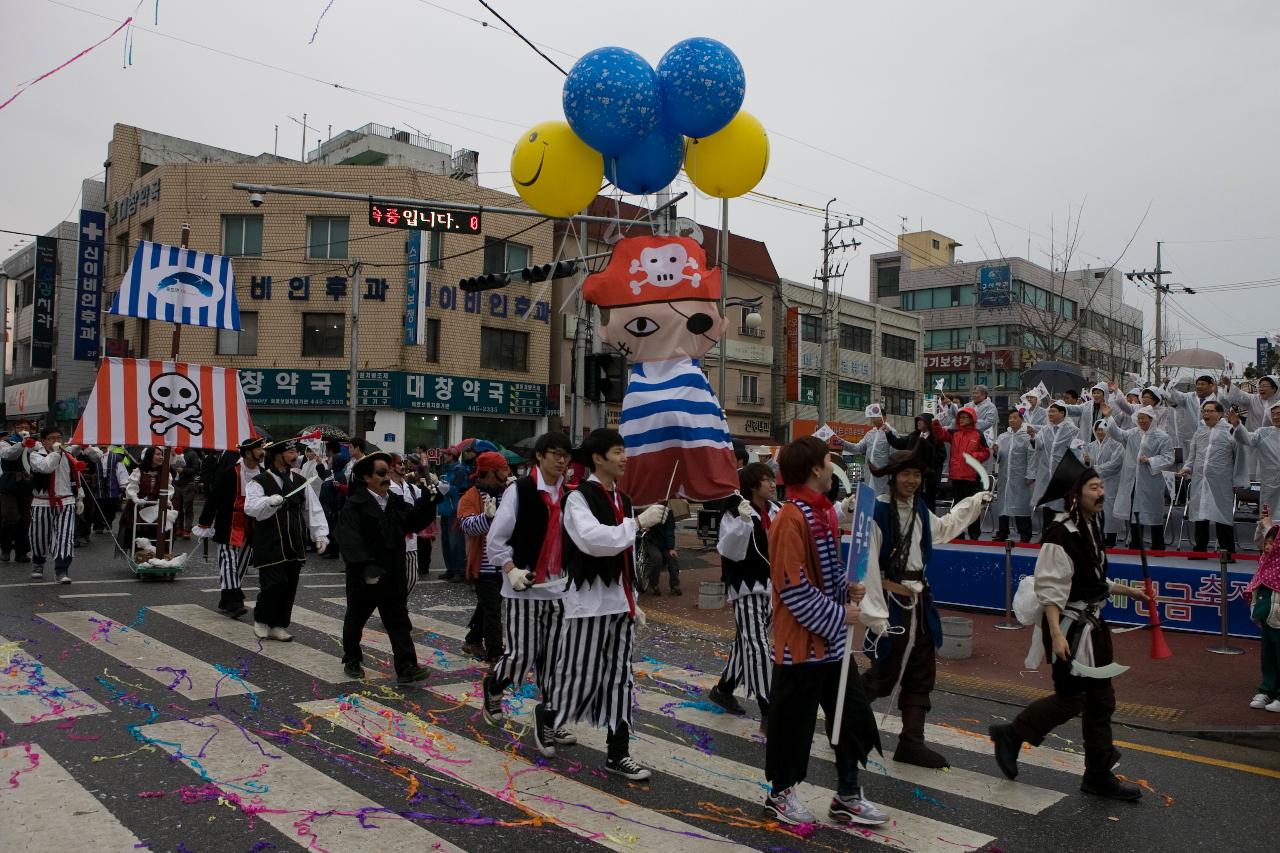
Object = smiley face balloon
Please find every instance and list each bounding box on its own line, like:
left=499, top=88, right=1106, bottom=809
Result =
left=510, top=120, right=604, bottom=218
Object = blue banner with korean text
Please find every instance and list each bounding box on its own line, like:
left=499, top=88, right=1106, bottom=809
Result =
left=404, top=231, right=422, bottom=345
left=978, top=264, right=1011, bottom=307
left=75, top=209, right=106, bottom=361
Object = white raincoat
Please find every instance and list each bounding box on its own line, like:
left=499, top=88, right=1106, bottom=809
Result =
left=842, top=426, right=895, bottom=495
left=992, top=426, right=1034, bottom=519
left=1084, top=434, right=1126, bottom=535
left=1029, top=419, right=1082, bottom=511
left=1182, top=420, right=1237, bottom=526
left=1233, top=418, right=1280, bottom=515
left=1103, top=419, right=1175, bottom=525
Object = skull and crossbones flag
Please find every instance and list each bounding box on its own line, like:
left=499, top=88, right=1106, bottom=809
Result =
left=71, top=358, right=256, bottom=450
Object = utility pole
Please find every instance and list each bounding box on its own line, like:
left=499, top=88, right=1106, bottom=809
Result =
left=347, top=259, right=362, bottom=439
left=1126, top=242, right=1171, bottom=384
left=815, top=200, right=861, bottom=424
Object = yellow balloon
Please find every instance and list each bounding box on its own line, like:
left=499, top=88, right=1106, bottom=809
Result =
left=683, top=110, right=770, bottom=199
left=510, top=120, right=603, bottom=218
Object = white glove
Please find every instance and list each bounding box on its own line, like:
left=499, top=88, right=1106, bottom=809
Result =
left=633, top=606, right=647, bottom=628
left=507, top=567, right=533, bottom=591
left=192, top=525, right=215, bottom=540
left=266, top=494, right=285, bottom=507
left=841, top=495, right=857, bottom=514
left=313, top=536, right=329, bottom=553
left=76, top=499, right=84, bottom=516
left=484, top=495, right=497, bottom=519
left=979, top=490, right=995, bottom=504
left=427, top=472, right=440, bottom=486
left=51, top=443, right=64, bottom=454
left=737, top=499, right=753, bottom=519
left=636, top=504, right=667, bottom=530
left=365, top=575, right=380, bottom=584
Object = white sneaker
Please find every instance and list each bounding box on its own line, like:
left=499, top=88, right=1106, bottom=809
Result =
left=1250, top=693, right=1270, bottom=709
left=253, top=622, right=270, bottom=639
left=1266, top=699, right=1280, bottom=713
left=268, top=627, right=293, bottom=642
left=764, top=785, right=816, bottom=825
left=829, top=788, right=889, bottom=826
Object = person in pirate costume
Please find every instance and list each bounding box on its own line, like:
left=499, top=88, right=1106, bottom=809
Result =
left=243, top=436, right=329, bottom=641
left=547, top=428, right=668, bottom=782
left=193, top=437, right=267, bottom=618
left=988, top=451, right=1151, bottom=801
left=26, top=427, right=83, bottom=584
left=858, top=443, right=993, bottom=768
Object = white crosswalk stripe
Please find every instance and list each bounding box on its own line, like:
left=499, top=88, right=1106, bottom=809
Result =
left=0, top=633, right=107, bottom=723
left=0, top=742, right=143, bottom=849
left=285, top=604, right=480, bottom=674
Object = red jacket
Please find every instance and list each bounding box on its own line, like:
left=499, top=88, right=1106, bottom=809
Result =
left=931, top=407, right=991, bottom=481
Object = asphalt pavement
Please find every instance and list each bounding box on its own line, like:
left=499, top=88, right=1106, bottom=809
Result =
left=2, top=532, right=1277, bottom=852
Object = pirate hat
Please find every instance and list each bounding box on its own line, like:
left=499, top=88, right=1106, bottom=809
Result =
left=582, top=235, right=721, bottom=308
left=351, top=450, right=393, bottom=481
left=868, top=441, right=931, bottom=479
left=1035, top=450, right=1098, bottom=508
left=238, top=436, right=266, bottom=454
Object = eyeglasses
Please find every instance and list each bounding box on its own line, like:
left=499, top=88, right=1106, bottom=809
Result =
left=547, top=450, right=571, bottom=461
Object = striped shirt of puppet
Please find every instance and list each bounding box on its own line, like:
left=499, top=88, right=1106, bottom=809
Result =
left=583, top=235, right=739, bottom=505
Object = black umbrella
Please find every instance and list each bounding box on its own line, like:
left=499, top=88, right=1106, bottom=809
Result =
left=300, top=424, right=350, bottom=441
left=1021, top=361, right=1087, bottom=397
left=510, top=435, right=538, bottom=455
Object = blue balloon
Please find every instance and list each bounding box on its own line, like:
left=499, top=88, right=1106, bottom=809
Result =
left=657, top=37, right=746, bottom=139
left=603, top=123, right=684, bottom=195
left=562, top=46, right=660, bottom=156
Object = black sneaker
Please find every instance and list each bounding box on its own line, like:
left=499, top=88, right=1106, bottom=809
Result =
left=343, top=661, right=365, bottom=680
left=708, top=683, right=746, bottom=716
left=532, top=703, right=556, bottom=758
left=1081, top=773, right=1142, bottom=801
left=0, top=550, right=10, bottom=562
left=396, top=667, right=429, bottom=685
left=670, top=585, right=682, bottom=597
left=604, top=755, right=651, bottom=781
left=462, top=641, right=486, bottom=658
left=481, top=675, right=505, bottom=725
left=989, top=724, right=1022, bottom=780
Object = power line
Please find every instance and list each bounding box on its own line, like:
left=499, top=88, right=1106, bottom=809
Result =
left=474, top=0, right=567, bottom=76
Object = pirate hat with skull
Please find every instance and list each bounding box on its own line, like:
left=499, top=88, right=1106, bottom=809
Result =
left=583, top=236, right=721, bottom=308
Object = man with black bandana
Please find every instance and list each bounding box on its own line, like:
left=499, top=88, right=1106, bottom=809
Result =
left=858, top=443, right=992, bottom=768
left=989, top=452, right=1151, bottom=801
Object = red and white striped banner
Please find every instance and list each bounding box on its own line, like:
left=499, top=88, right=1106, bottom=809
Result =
left=72, top=358, right=255, bottom=450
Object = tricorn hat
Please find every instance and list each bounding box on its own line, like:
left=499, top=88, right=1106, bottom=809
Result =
left=868, top=441, right=931, bottom=479
left=351, top=450, right=393, bottom=482
left=1035, top=450, right=1098, bottom=508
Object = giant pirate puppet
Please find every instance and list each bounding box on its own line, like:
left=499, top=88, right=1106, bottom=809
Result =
left=583, top=235, right=740, bottom=505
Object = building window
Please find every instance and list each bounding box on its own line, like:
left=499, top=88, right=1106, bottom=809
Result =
left=16, top=274, right=33, bottom=310
left=876, top=264, right=900, bottom=298
left=900, top=285, right=974, bottom=311
left=800, top=375, right=819, bottom=405
left=932, top=238, right=941, bottom=250
left=117, top=233, right=130, bottom=274
left=883, top=386, right=914, bottom=417
left=838, top=380, right=870, bottom=411
left=882, top=332, right=916, bottom=362
left=800, top=314, right=821, bottom=343
left=308, top=217, right=349, bottom=259
left=740, top=373, right=760, bottom=403
left=428, top=230, right=444, bottom=269
left=217, top=311, right=258, bottom=356
left=481, top=327, right=528, bottom=371
left=223, top=215, right=263, bottom=257
left=483, top=238, right=531, bottom=275
left=838, top=322, right=871, bottom=353
left=301, top=312, right=344, bottom=357
left=422, top=317, right=440, bottom=363
left=140, top=219, right=154, bottom=243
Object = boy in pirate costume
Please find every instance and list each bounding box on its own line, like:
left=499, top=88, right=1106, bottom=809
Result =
left=193, top=437, right=266, bottom=618
left=482, top=431, right=578, bottom=756
left=858, top=443, right=993, bottom=769
left=989, top=452, right=1151, bottom=801
left=548, top=428, right=668, bottom=781
left=243, top=437, right=329, bottom=641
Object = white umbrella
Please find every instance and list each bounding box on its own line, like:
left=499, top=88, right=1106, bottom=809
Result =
left=1162, top=347, right=1226, bottom=371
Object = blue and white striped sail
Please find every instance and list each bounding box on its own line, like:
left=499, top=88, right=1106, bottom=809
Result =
left=108, top=240, right=240, bottom=330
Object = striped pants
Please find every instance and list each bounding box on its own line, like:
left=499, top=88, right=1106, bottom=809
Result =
left=404, top=550, right=419, bottom=596
left=720, top=593, right=773, bottom=701
left=218, top=544, right=253, bottom=591
left=493, top=598, right=565, bottom=700
left=30, top=504, right=76, bottom=566
left=549, top=612, right=635, bottom=731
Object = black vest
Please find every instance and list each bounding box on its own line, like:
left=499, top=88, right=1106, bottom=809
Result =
left=510, top=474, right=551, bottom=571
left=562, top=479, right=632, bottom=587
left=251, top=467, right=309, bottom=568
left=720, top=504, right=774, bottom=593
left=1043, top=518, right=1110, bottom=603
left=0, top=451, right=31, bottom=496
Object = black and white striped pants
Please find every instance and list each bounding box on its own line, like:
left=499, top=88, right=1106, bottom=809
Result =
left=493, top=598, right=565, bottom=700
left=720, top=593, right=773, bottom=700
left=404, top=550, right=419, bottom=595
left=218, top=544, right=253, bottom=590
left=549, top=612, right=634, bottom=731
left=30, top=504, right=75, bottom=564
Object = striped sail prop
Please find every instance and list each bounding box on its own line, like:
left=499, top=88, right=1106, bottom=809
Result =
left=108, top=240, right=241, bottom=330
left=72, top=358, right=255, bottom=450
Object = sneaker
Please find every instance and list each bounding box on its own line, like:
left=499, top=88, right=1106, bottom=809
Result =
left=532, top=703, right=556, bottom=758
left=1266, top=699, right=1280, bottom=713
left=1080, top=773, right=1142, bottom=801
left=763, top=786, right=815, bottom=825
left=670, top=585, right=682, bottom=597
left=396, top=667, right=430, bottom=685
left=1250, top=693, right=1270, bottom=709
left=30, top=568, right=43, bottom=580
left=268, top=627, right=293, bottom=642
left=225, top=605, right=248, bottom=619
left=708, top=683, right=747, bottom=716
left=0, top=550, right=10, bottom=562
left=57, top=574, right=71, bottom=585
left=828, top=788, right=889, bottom=826
left=604, top=755, right=651, bottom=782
left=989, top=724, right=1022, bottom=780
left=549, top=725, right=577, bottom=747
left=253, top=622, right=270, bottom=639
left=462, top=641, right=486, bottom=658
left=343, top=661, right=365, bottom=680
left=481, top=675, right=505, bottom=724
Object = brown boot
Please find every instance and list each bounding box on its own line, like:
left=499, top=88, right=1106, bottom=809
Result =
left=893, top=705, right=948, bottom=769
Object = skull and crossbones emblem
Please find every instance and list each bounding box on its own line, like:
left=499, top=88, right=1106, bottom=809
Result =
left=148, top=372, right=203, bottom=435
left=628, top=242, right=701, bottom=296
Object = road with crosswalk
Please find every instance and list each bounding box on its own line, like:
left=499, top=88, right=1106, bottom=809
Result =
left=2, top=537, right=1275, bottom=852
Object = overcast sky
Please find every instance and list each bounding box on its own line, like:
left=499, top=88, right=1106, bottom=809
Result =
left=3, top=0, right=1278, bottom=373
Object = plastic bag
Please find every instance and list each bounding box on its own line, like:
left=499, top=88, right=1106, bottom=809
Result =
left=1012, top=574, right=1041, bottom=626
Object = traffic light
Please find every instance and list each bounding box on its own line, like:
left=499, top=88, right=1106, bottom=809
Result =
left=459, top=272, right=510, bottom=292
left=584, top=353, right=627, bottom=403
left=521, top=259, right=578, bottom=283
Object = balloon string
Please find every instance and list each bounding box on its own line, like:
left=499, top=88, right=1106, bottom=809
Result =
left=0, top=16, right=133, bottom=113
